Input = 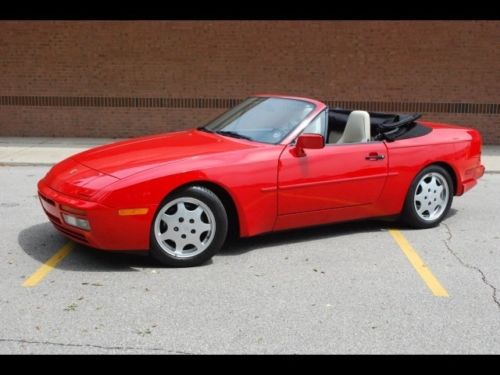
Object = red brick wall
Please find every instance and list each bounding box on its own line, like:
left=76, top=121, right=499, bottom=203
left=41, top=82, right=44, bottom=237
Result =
left=0, top=21, right=499, bottom=143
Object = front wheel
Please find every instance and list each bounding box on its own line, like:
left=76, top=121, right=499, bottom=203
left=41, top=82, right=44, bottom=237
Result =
left=150, top=186, right=228, bottom=267
left=401, top=165, right=454, bottom=229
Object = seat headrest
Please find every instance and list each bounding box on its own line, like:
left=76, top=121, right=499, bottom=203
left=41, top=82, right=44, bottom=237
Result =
left=337, top=110, right=370, bottom=144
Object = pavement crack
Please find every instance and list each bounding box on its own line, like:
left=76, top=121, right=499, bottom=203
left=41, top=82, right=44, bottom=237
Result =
left=442, top=223, right=500, bottom=312
left=0, top=337, right=193, bottom=354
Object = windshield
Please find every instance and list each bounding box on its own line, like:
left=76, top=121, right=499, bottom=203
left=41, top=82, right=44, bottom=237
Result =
left=200, top=97, right=316, bottom=144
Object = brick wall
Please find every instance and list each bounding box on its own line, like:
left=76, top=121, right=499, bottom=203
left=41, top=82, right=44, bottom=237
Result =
left=0, top=21, right=499, bottom=143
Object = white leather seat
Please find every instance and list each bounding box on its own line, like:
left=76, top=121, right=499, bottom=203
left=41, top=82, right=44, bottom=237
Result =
left=337, top=110, right=371, bottom=144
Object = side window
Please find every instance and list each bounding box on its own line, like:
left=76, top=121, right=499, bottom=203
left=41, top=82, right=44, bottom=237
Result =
left=301, top=110, right=326, bottom=136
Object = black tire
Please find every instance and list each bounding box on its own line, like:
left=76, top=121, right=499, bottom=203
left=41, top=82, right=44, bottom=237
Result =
left=150, top=186, right=228, bottom=267
left=401, top=165, right=454, bottom=229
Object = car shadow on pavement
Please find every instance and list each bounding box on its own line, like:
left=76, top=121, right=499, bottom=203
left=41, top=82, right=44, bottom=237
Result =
left=219, top=219, right=392, bottom=256
left=18, top=222, right=158, bottom=272
left=220, top=208, right=458, bottom=256
left=19, top=209, right=458, bottom=269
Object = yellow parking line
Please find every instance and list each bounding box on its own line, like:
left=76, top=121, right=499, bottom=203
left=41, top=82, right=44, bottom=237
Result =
left=389, top=229, right=449, bottom=297
left=22, top=242, right=74, bottom=287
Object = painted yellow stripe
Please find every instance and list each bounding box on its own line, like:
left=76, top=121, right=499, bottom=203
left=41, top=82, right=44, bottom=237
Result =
left=389, top=229, right=449, bottom=297
left=22, top=242, right=74, bottom=287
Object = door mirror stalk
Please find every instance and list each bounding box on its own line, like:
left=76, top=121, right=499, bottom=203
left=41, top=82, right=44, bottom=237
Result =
left=290, top=134, right=325, bottom=157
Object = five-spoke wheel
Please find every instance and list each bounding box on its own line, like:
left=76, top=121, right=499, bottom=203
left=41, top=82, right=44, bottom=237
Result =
left=154, top=197, right=215, bottom=258
left=402, top=165, right=454, bottom=228
left=413, top=172, right=449, bottom=221
left=150, top=186, right=228, bottom=267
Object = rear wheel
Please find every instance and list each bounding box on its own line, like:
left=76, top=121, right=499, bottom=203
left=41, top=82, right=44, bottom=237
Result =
left=401, top=165, right=453, bottom=228
left=150, top=186, right=228, bottom=267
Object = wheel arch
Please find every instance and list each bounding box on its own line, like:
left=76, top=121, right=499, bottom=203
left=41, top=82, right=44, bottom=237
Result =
left=164, top=180, right=241, bottom=240
left=423, top=161, right=458, bottom=195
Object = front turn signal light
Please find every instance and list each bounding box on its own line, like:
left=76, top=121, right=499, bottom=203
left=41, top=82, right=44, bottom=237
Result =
left=118, top=208, right=149, bottom=216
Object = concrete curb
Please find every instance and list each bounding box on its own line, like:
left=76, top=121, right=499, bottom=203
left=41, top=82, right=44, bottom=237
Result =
left=2, top=159, right=500, bottom=174
left=0, top=137, right=499, bottom=172
left=0, top=162, right=56, bottom=167
left=3, top=162, right=500, bottom=174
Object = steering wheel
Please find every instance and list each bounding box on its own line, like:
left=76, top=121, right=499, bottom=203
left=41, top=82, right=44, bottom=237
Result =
left=269, top=128, right=285, bottom=141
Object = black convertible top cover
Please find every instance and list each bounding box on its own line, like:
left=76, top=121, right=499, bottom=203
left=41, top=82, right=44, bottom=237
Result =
left=329, top=108, right=431, bottom=141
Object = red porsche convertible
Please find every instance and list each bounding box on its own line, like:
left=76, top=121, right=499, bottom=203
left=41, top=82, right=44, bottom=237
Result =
left=38, top=94, right=485, bottom=266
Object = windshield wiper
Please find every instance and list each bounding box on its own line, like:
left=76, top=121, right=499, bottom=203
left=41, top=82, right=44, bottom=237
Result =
left=216, top=130, right=254, bottom=141
left=197, top=126, right=213, bottom=133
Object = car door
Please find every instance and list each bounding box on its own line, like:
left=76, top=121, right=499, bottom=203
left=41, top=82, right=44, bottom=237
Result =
left=277, top=112, right=388, bottom=216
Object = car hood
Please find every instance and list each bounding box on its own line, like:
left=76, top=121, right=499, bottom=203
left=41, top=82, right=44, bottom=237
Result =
left=71, top=129, right=258, bottom=179
left=43, top=158, right=120, bottom=199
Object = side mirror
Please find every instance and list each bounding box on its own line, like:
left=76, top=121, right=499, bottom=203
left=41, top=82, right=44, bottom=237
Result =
left=290, top=133, right=325, bottom=157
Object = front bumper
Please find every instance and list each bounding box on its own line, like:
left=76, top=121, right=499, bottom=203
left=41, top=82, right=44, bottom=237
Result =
left=38, top=179, right=155, bottom=251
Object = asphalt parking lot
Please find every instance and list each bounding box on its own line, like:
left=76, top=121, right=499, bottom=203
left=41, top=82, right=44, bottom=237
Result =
left=1, top=165, right=499, bottom=354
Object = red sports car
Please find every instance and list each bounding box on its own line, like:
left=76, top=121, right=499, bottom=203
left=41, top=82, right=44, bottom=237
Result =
left=38, top=94, right=485, bottom=266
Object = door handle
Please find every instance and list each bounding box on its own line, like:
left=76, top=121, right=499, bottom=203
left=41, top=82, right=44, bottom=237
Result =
left=365, top=153, right=385, bottom=161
